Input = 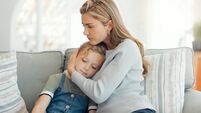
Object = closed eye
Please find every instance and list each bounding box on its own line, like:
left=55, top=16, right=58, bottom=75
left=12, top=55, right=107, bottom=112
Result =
left=83, top=24, right=95, bottom=29
left=82, top=58, right=88, bottom=63
left=88, top=25, right=94, bottom=28
left=92, top=66, right=97, bottom=70
left=92, top=64, right=99, bottom=70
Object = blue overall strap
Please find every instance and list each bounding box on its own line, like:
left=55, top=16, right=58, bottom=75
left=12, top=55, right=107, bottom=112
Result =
left=58, top=73, right=66, bottom=89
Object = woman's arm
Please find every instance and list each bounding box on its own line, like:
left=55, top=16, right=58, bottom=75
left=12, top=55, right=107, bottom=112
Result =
left=71, top=40, right=141, bottom=103
left=32, top=95, right=51, bottom=113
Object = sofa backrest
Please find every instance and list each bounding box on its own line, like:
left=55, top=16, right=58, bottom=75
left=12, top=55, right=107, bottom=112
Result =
left=17, top=51, right=64, bottom=112
left=145, top=47, right=195, bottom=89
left=65, top=47, right=195, bottom=89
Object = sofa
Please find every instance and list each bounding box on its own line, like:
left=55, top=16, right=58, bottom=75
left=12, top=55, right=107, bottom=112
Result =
left=3, top=47, right=201, bottom=113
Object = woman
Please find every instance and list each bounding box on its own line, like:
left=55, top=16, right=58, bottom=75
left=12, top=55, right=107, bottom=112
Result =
left=68, top=0, right=155, bottom=113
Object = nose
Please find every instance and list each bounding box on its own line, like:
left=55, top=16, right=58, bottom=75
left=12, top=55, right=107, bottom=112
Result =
left=84, top=64, right=90, bottom=71
left=83, top=27, right=89, bottom=36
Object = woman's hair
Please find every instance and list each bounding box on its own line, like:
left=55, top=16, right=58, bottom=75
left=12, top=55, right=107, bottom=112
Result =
left=78, top=42, right=106, bottom=58
left=80, top=0, right=149, bottom=75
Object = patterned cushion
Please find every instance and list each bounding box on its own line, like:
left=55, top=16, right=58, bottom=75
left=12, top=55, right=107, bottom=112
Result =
left=145, top=48, right=186, bottom=113
left=0, top=52, right=28, bottom=113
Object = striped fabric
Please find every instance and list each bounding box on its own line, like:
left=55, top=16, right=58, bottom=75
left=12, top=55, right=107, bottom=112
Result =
left=0, top=52, right=28, bottom=113
left=145, top=49, right=186, bottom=113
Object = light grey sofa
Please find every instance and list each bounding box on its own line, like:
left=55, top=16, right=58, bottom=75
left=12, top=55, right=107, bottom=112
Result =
left=16, top=48, right=201, bottom=113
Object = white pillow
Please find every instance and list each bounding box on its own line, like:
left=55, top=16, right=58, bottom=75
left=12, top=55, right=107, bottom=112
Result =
left=145, top=49, right=186, bottom=113
left=0, top=52, right=28, bottom=113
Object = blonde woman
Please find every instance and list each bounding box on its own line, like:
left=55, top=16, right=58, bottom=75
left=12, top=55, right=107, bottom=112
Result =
left=68, top=0, right=156, bottom=113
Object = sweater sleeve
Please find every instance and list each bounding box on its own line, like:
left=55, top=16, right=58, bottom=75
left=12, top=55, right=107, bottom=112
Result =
left=41, top=73, right=61, bottom=98
left=72, top=40, right=142, bottom=103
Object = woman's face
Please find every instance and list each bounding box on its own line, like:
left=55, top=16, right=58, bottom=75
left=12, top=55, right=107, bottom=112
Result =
left=82, top=13, right=111, bottom=45
left=75, top=50, right=105, bottom=78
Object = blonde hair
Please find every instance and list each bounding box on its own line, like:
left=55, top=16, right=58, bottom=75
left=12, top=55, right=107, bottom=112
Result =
left=80, top=0, right=148, bottom=75
left=78, top=42, right=106, bottom=59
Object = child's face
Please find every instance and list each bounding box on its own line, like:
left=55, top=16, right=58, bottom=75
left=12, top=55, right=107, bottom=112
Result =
left=75, top=50, right=105, bottom=78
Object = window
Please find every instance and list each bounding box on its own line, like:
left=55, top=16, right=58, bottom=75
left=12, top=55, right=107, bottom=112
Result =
left=146, top=0, right=194, bottom=49
left=14, top=0, right=86, bottom=52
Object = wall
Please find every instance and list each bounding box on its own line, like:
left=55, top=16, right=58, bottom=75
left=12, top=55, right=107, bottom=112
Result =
left=116, top=0, right=148, bottom=45
left=194, top=0, right=201, bottom=22
left=0, top=0, right=17, bottom=51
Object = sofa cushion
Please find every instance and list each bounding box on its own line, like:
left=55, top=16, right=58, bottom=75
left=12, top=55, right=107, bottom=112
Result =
left=17, top=51, right=64, bottom=112
left=145, top=47, right=194, bottom=89
left=0, top=51, right=28, bottom=113
left=145, top=48, right=186, bottom=113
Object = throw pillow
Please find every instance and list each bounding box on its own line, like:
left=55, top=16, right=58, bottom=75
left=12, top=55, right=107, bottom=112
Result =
left=0, top=51, right=28, bottom=113
left=145, top=49, right=186, bottom=113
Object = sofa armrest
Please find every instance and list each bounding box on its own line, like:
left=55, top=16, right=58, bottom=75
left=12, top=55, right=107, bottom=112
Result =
left=183, top=89, right=201, bottom=113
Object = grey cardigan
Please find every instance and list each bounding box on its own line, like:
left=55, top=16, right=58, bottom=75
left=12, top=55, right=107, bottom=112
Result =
left=72, top=39, right=155, bottom=113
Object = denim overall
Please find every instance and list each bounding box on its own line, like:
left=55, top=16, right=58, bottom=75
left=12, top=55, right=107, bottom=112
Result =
left=46, top=73, right=89, bottom=113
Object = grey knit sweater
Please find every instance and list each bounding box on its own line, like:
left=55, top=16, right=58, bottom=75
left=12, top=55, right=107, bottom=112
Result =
left=72, top=39, right=155, bottom=113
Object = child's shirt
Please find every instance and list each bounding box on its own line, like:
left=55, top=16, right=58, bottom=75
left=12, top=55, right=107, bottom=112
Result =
left=41, top=72, right=97, bottom=110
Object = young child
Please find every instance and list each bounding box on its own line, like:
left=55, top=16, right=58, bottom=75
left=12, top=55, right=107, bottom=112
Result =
left=32, top=42, right=106, bottom=113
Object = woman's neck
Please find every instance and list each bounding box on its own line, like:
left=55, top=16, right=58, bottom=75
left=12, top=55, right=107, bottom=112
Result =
left=103, top=39, right=115, bottom=50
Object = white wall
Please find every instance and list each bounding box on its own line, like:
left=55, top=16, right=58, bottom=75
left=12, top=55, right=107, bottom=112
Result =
left=0, top=0, right=17, bottom=51
left=194, top=0, right=201, bottom=22
left=116, top=0, right=148, bottom=45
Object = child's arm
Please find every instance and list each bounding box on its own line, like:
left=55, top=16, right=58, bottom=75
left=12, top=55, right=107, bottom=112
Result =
left=32, top=94, right=51, bottom=113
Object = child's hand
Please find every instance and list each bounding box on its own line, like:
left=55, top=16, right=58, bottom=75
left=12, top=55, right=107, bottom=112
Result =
left=88, top=110, right=96, bottom=113
left=67, top=49, right=78, bottom=79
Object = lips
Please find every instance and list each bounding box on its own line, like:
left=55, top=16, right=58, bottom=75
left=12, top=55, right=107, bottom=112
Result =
left=87, top=37, right=92, bottom=41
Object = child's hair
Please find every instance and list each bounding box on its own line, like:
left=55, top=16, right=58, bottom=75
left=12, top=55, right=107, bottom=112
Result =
left=77, top=42, right=107, bottom=58
left=80, top=0, right=149, bottom=75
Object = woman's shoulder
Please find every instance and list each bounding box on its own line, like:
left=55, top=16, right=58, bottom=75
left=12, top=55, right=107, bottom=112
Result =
left=106, top=39, right=140, bottom=57
left=115, top=39, right=141, bottom=58
left=116, top=39, right=139, bottom=51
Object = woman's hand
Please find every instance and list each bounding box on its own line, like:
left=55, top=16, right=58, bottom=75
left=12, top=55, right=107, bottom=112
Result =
left=67, top=49, right=78, bottom=79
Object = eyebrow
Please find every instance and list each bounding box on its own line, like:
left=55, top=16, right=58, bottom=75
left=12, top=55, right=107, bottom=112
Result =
left=82, top=23, right=94, bottom=26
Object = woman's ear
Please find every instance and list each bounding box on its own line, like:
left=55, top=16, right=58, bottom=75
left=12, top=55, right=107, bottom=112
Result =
left=107, top=20, right=113, bottom=31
